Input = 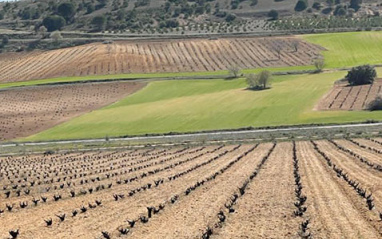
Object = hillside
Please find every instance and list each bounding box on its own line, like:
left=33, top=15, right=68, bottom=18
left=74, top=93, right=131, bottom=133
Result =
left=0, top=0, right=380, bottom=37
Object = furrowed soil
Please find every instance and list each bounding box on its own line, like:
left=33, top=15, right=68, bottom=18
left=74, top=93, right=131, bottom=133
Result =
left=1, top=139, right=382, bottom=239
left=0, top=81, right=145, bottom=141
left=0, top=37, right=323, bottom=83
left=316, top=79, right=382, bottom=111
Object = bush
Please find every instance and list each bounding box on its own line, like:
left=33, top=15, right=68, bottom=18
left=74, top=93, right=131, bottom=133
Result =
left=314, top=58, right=325, bottom=72
left=268, top=10, right=279, bottom=20
left=43, top=15, right=66, bottom=32
left=346, top=65, right=376, bottom=86
left=295, top=0, right=308, bottom=12
left=368, top=93, right=382, bottom=111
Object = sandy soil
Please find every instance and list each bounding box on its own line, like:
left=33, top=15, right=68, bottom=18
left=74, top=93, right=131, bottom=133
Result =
left=0, top=37, right=324, bottom=83
left=0, top=81, right=145, bottom=141
left=1, top=140, right=382, bottom=239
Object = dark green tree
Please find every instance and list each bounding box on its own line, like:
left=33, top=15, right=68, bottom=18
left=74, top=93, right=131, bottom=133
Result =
left=91, top=15, right=107, bottom=31
left=57, top=2, right=76, bottom=22
left=350, top=0, right=362, bottom=11
left=42, top=15, right=66, bottom=32
left=295, top=0, right=308, bottom=12
left=346, top=65, right=376, bottom=86
left=268, top=10, right=279, bottom=20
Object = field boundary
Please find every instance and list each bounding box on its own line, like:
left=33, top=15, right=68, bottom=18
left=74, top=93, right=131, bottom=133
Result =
left=2, top=122, right=381, bottom=156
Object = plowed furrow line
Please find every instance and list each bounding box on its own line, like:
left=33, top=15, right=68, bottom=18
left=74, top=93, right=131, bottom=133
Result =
left=299, top=141, right=380, bottom=239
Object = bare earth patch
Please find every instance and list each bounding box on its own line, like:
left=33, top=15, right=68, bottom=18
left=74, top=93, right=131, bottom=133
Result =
left=316, top=79, right=382, bottom=111
left=0, top=37, right=324, bottom=83
left=0, top=81, right=145, bottom=141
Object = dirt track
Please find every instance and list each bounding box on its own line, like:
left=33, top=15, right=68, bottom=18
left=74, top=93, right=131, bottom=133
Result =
left=0, top=81, right=145, bottom=141
left=0, top=37, right=323, bottom=83
left=1, top=139, right=382, bottom=238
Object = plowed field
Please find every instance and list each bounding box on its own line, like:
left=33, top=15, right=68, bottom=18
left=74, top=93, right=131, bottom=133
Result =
left=0, top=37, right=323, bottom=83
left=1, top=139, right=382, bottom=239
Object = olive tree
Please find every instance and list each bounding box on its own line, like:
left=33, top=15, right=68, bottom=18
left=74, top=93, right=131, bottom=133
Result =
left=314, top=58, right=325, bottom=72
left=346, top=65, right=376, bottom=85
left=228, top=65, right=241, bottom=78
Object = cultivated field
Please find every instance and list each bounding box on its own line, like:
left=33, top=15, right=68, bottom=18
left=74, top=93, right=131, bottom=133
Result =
left=25, top=72, right=382, bottom=141
left=1, top=138, right=382, bottom=238
left=0, top=37, right=323, bottom=83
left=317, top=79, right=382, bottom=111
left=0, top=82, right=145, bottom=141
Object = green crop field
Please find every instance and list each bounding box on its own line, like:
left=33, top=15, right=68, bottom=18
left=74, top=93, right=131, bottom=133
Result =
left=24, top=71, right=382, bottom=141
left=303, top=31, right=382, bottom=68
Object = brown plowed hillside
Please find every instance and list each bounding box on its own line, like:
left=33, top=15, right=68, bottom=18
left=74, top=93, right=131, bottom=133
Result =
left=0, top=37, right=324, bottom=83
left=0, top=81, right=145, bottom=141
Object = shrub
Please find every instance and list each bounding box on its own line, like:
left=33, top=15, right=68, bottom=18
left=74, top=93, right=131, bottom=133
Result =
left=314, top=58, right=325, bottom=72
left=43, top=15, right=66, bottom=32
left=268, top=10, right=279, bottom=20
left=295, top=0, right=308, bottom=12
left=228, top=65, right=241, bottom=78
left=346, top=65, right=376, bottom=86
left=368, top=93, right=382, bottom=111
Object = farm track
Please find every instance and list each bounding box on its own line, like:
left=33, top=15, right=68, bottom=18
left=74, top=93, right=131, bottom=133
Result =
left=298, top=141, right=380, bottom=239
left=0, top=37, right=322, bottom=83
left=214, top=142, right=299, bottom=239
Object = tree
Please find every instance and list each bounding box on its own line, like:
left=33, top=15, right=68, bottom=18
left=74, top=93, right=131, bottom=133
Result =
left=268, top=10, right=279, bottom=20
left=273, top=44, right=282, bottom=59
left=292, top=40, right=299, bottom=52
left=368, top=93, right=382, bottom=111
left=91, top=15, right=107, bottom=31
left=50, top=31, right=63, bottom=42
left=2, top=36, right=9, bottom=45
left=38, top=26, right=47, bottom=37
left=246, top=71, right=272, bottom=90
left=228, top=65, right=241, bottom=78
left=346, top=65, right=376, bottom=86
left=350, top=0, right=362, bottom=11
left=57, top=3, right=76, bottom=22
left=295, top=0, right=308, bottom=12
left=43, top=15, right=66, bottom=32
left=314, top=58, right=325, bottom=72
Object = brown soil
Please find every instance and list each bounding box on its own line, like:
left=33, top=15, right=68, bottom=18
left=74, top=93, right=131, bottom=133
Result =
left=0, top=37, right=324, bottom=83
left=1, top=140, right=382, bottom=239
left=0, top=81, right=145, bottom=141
left=316, top=79, right=382, bottom=111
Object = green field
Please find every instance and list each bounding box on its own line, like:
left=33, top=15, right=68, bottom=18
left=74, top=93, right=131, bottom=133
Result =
left=303, top=31, right=382, bottom=68
left=24, top=71, right=382, bottom=141
left=0, top=65, right=314, bottom=90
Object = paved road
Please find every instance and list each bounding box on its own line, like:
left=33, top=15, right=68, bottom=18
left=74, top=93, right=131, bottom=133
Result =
left=1, top=122, right=381, bottom=148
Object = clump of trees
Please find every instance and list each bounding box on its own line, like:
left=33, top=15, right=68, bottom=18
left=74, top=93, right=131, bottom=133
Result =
left=246, top=71, right=272, bottom=90
left=346, top=65, right=376, bottom=85
left=368, top=93, right=382, bottom=111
